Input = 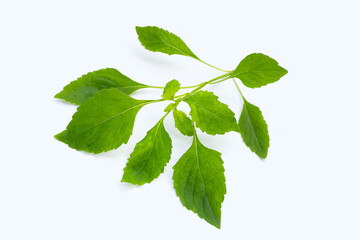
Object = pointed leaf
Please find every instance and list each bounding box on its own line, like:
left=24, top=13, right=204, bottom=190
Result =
left=238, top=98, right=270, bottom=158
left=54, top=88, right=149, bottom=153
left=162, top=79, right=180, bottom=100
left=122, top=118, right=172, bottom=185
left=231, top=53, right=288, bottom=88
left=136, top=26, right=199, bottom=59
left=184, top=91, right=237, bottom=135
left=55, top=68, right=147, bottom=105
left=173, top=108, right=193, bottom=136
left=173, top=133, right=226, bottom=228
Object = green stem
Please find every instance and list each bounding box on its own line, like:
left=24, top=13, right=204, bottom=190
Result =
left=149, top=99, right=165, bottom=103
left=232, top=78, right=244, bottom=99
left=180, top=73, right=232, bottom=88
left=196, top=59, right=231, bottom=73
left=184, top=73, right=232, bottom=98
left=161, top=109, right=171, bottom=119
left=173, top=93, right=188, bottom=99
left=146, top=66, right=233, bottom=90
left=148, top=83, right=202, bottom=89
left=150, top=72, right=232, bottom=101
left=173, top=72, right=232, bottom=99
left=147, top=85, right=164, bottom=89
left=192, top=121, right=197, bottom=137
left=180, top=83, right=203, bottom=89
left=209, top=77, right=231, bottom=85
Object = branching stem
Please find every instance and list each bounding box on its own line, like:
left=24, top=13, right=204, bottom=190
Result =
left=148, top=59, right=234, bottom=102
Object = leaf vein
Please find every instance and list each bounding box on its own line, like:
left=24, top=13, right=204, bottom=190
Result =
left=73, top=101, right=148, bottom=134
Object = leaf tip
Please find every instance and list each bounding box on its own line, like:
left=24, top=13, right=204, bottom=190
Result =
left=282, top=67, right=289, bottom=76
left=257, top=150, right=268, bottom=159
left=215, top=223, right=221, bottom=229
left=54, top=130, right=68, bottom=143
left=120, top=176, right=127, bottom=183
left=121, top=174, right=146, bottom=186
left=205, top=213, right=222, bottom=229
left=54, top=91, right=63, bottom=100
left=135, top=25, right=142, bottom=32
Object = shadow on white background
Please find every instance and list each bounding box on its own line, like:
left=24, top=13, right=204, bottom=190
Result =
left=0, top=0, right=359, bottom=239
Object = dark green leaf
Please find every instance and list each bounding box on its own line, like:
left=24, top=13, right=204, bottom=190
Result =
left=238, top=98, right=269, bottom=158
left=54, top=88, right=150, bottom=153
left=173, top=132, right=226, bottom=228
left=184, top=91, right=237, bottom=135
left=162, top=79, right=180, bottom=100
left=122, top=118, right=172, bottom=185
left=231, top=53, right=288, bottom=88
left=55, top=68, right=147, bottom=105
left=173, top=108, right=193, bottom=136
left=136, top=26, right=199, bottom=59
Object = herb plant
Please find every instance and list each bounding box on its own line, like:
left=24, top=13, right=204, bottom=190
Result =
left=55, top=26, right=288, bottom=228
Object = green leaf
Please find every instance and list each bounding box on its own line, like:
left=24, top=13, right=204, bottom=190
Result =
left=238, top=98, right=270, bottom=158
left=231, top=53, right=288, bottom=88
left=184, top=91, right=237, bottom=135
left=162, top=79, right=180, bottom=100
left=173, top=132, right=226, bottom=228
left=55, top=68, right=147, bottom=105
left=121, top=118, right=172, bottom=185
left=164, top=103, right=176, bottom=112
left=173, top=108, right=193, bottom=136
left=54, top=88, right=150, bottom=154
left=136, top=26, right=199, bottom=59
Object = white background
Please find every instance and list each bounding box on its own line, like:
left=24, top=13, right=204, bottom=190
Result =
left=1, top=0, right=359, bottom=239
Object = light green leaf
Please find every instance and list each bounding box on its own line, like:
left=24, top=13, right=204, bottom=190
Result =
left=162, top=79, right=180, bottom=100
left=173, top=132, right=226, bottom=228
left=136, top=26, right=199, bottom=59
left=164, top=103, right=176, bottom=112
left=54, top=88, right=150, bottom=154
left=184, top=91, right=237, bottom=135
left=231, top=53, right=288, bottom=88
left=55, top=68, right=147, bottom=105
left=238, top=98, right=269, bottom=158
left=121, top=118, right=172, bottom=185
left=173, top=108, right=193, bottom=136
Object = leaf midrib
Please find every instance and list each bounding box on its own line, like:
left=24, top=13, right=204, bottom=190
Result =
left=193, top=135, right=217, bottom=223
left=160, top=39, right=191, bottom=56
left=242, top=102, right=263, bottom=151
left=185, top=100, right=235, bottom=126
left=133, top=120, right=163, bottom=176
left=67, top=86, right=146, bottom=95
left=232, top=67, right=285, bottom=78
left=72, top=101, right=149, bottom=134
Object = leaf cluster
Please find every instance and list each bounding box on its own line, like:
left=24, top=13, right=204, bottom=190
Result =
left=55, top=26, right=287, bottom=228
